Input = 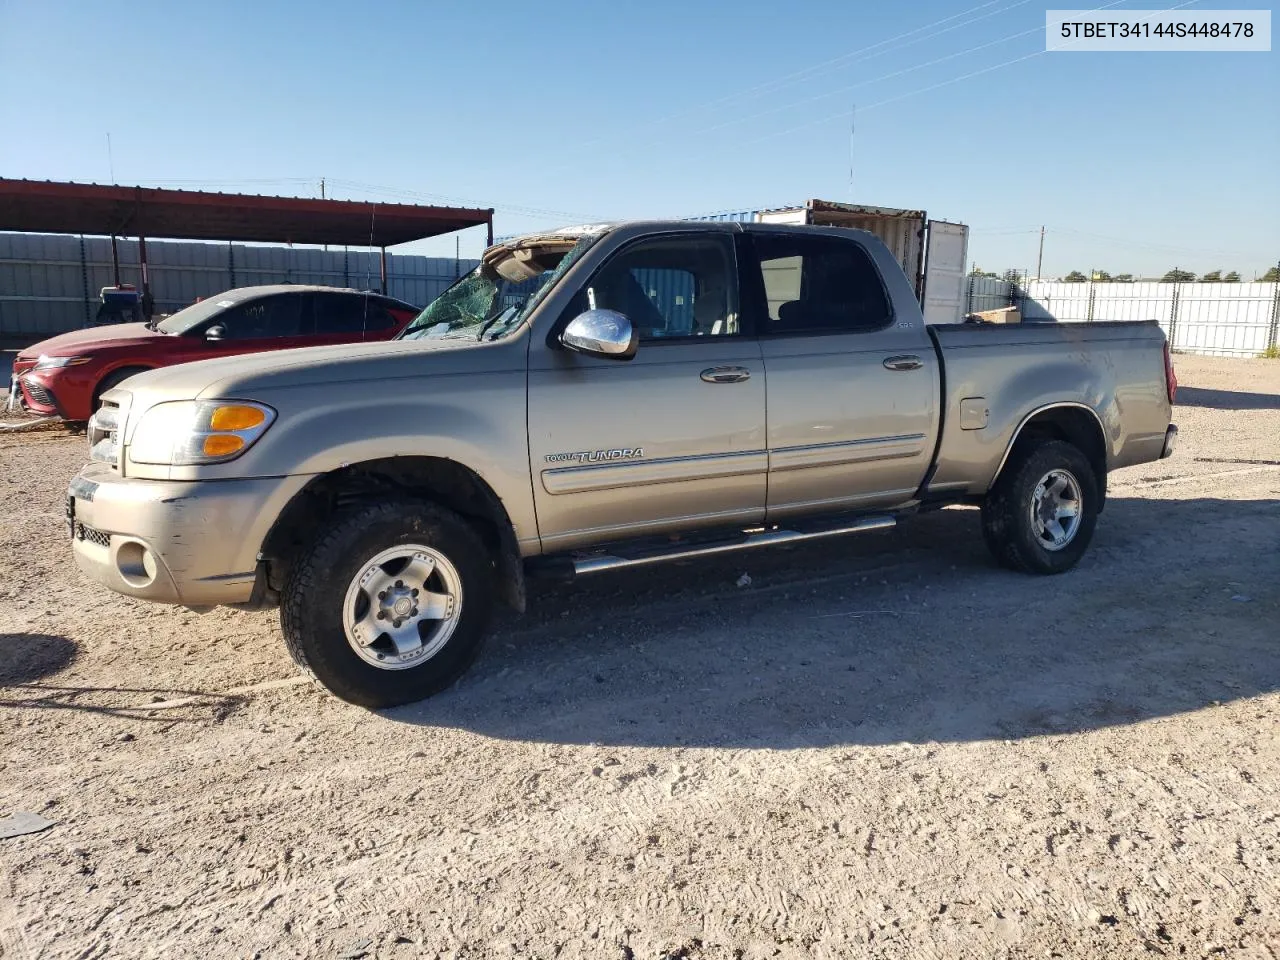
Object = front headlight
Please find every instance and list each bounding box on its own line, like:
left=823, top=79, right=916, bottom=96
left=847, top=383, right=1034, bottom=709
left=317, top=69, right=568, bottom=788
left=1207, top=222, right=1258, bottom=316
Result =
left=129, top=400, right=276, bottom=465
left=34, top=354, right=91, bottom=371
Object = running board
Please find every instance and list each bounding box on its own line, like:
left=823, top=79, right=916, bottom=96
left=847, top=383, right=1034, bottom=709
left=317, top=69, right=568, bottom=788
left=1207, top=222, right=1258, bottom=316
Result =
left=572, top=515, right=897, bottom=576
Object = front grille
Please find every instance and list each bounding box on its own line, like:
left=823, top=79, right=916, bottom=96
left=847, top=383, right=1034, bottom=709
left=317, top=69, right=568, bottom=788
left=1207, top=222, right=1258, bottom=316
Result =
left=21, top=379, right=55, bottom=408
left=75, top=522, right=110, bottom=548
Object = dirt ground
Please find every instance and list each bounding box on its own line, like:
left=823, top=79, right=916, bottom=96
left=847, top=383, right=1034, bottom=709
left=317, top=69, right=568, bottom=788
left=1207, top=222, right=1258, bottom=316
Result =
left=1, top=355, right=1278, bottom=960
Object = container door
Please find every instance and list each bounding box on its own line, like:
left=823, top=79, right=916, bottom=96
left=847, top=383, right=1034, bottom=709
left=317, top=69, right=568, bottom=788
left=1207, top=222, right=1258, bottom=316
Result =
left=921, top=221, right=969, bottom=324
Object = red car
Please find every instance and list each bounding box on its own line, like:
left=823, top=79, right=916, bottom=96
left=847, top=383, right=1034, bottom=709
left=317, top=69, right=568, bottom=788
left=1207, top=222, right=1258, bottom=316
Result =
left=10, top=285, right=420, bottom=421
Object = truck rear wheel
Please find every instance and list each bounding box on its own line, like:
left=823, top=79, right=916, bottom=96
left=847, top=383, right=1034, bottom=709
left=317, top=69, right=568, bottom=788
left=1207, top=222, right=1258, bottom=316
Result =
left=280, top=500, right=494, bottom=707
left=981, top=439, right=1099, bottom=575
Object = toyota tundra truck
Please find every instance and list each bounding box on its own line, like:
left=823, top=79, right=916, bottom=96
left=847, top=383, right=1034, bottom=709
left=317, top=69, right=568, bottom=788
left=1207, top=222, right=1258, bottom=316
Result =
left=66, top=221, right=1178, bottom=707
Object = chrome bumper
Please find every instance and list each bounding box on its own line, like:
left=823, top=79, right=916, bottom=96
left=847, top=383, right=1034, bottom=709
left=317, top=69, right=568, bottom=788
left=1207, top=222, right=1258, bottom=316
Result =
left=6, top=372, right=22, bottom=414
left=68, top=463, right=311, bottom=606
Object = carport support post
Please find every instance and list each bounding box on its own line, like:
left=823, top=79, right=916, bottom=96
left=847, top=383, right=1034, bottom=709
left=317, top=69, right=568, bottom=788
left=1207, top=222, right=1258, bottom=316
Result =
left=138, top=235, right=153, bottom=319
left=110, top=235, right=121, bottom=287
left=379, top=246, right=388, bottom=295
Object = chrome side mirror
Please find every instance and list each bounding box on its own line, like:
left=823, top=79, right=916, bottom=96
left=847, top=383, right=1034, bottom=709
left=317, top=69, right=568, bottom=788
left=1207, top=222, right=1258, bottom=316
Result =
left=205, top=324, right=226, bottom=342
left=560, top=309, right=637, bottom=361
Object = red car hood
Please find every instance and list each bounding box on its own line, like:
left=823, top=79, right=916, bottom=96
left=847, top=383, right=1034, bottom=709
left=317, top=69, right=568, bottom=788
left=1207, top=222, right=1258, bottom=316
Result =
left=17, top=323, right=164, bottom=360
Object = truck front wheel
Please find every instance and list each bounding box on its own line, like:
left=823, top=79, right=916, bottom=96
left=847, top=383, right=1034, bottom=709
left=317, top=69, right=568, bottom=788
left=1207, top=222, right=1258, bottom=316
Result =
left=280, top=500, right=494, bottom=707
left=980, top=439, right=1099, bottom=575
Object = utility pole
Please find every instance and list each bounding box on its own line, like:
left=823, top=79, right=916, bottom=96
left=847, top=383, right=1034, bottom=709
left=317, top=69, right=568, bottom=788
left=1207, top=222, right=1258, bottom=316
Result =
left=1036, top=226, right=1045, bottom=279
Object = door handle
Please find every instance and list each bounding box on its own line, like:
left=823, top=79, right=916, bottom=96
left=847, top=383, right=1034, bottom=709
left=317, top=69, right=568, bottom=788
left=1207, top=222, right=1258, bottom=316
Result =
left=700, top=366, right=751, bottom=384
left=882, top=355, right=923, bottom=371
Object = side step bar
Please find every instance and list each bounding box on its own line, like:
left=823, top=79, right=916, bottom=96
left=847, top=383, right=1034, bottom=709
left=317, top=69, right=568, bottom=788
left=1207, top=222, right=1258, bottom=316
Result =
left=573, top=515, right=897, bottom=576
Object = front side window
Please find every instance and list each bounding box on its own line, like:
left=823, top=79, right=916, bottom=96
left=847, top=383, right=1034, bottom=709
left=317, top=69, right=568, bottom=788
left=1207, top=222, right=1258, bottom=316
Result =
left=752, top=233, right=891, bottom=335
left=214, top=293, right=304, bottom=339
left=566, top=234, right=739, bottom=340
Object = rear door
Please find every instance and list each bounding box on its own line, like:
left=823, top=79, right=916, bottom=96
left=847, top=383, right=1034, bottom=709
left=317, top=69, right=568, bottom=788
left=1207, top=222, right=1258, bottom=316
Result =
left=745, top=229, right=939, bottom=519
left=527, top=231, right=766, bottom=552
left=306, top=291, right=399, bottom=345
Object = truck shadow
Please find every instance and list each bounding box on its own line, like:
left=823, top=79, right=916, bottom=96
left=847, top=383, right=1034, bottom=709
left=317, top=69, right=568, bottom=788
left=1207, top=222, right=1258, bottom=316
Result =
left=388, top=495, right=1280, bottom=748
left=1176, top=386, right=1280, bottom=410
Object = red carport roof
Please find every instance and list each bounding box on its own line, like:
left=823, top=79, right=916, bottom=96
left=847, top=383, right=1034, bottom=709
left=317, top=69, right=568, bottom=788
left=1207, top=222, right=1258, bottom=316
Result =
left=0, top=179, right=492, bottom=247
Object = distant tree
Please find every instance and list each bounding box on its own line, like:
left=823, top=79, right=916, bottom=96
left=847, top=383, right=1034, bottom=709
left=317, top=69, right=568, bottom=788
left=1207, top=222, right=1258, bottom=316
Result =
left=1199, top=270, right=1222, bottom=282
left=1115, top=273, right=1134, bottom=282
left=1223, top=271, right=1241, bottom=282
left=1161, top=269, right=1197, bottom=282
left=1063, top=270, right=1088, bottom=282
left=1262, top=266, right=1279, bottom=282
left=969, top=266, right=998, bottom=278
left=1092, top=270, right=1112, bottom=282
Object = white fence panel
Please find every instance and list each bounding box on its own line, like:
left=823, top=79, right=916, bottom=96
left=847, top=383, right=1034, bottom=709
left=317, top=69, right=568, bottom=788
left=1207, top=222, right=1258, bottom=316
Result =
left=1025, top=282, right=1092, bottom=323
left=1174, top=282, right=1273, bottom=357
left=966, top=275, right=1011, bottom=314
left=961, top=278, right=1279, bottom=357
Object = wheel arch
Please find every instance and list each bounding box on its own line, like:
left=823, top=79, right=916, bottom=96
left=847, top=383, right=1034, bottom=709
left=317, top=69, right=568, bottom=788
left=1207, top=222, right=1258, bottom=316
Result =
left=259, top=455, right=525, bottom=612
left=92, top=363, right=154, bottom=407
left=992, top=402, right=1109, bottom=509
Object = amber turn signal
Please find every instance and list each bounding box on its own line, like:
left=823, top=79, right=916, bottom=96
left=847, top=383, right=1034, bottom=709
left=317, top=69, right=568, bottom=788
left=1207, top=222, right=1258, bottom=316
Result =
left=202, top=434, right=245, bottom=457
left=209, top=405, right=267, bottom=431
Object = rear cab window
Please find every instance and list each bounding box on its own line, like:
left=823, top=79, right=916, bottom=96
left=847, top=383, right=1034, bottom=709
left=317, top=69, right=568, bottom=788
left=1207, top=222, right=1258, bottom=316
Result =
left=748, top=232, right=893, bottom=336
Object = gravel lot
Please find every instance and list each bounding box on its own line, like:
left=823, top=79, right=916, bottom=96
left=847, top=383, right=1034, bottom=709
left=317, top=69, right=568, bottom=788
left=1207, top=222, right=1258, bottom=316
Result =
left=1, top=355, right=1278, bottom=960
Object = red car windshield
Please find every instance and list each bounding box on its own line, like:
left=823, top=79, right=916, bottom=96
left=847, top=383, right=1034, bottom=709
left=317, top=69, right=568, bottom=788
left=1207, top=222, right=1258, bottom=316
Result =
left=155, top=294, right=249, bottom=335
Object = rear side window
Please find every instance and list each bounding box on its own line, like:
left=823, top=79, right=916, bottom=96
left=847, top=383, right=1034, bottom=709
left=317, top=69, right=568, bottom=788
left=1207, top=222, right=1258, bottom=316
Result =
left=311, top=293, right=392, bottom=334
left=215, top=293, right=304, bottom=339
left=752, top=233, right=891, bottom=335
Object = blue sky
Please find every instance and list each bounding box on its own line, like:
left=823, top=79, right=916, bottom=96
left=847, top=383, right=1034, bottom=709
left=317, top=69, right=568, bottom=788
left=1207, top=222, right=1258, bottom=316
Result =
left=1, top=0, right=1276, bottom=277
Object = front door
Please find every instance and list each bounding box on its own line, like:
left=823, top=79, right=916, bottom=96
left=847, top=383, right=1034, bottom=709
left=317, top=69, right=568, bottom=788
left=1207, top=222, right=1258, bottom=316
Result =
left=745, top=229, right=939, bottom=520
left=528, top=231, right=766, bottom=553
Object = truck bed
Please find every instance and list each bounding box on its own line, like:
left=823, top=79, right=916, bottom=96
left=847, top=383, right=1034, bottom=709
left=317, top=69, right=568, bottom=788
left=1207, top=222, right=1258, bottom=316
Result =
left=926, top=320, right=1172, bottom=496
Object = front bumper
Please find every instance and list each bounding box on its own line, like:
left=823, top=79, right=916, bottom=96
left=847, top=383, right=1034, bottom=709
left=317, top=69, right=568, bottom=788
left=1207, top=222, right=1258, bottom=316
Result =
left=68, top=463, right=311, bottom=606
left=9, top=366, right=63, bottom=417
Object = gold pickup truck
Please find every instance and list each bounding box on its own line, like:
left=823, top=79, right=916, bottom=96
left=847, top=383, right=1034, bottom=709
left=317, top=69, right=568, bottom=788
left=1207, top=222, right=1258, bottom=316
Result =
left=66, top=221, right=1177, bottom=707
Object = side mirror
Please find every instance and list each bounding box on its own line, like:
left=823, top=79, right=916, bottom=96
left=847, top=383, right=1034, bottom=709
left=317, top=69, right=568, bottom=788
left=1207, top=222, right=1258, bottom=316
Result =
left=205, top=324, right=226, bottom=342
left=560, top=309, right=637, bottom=361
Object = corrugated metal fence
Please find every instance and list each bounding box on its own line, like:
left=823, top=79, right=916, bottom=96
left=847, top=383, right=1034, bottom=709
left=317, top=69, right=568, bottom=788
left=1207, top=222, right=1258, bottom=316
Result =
left=964, top=276, right=1280, bottom=357
left=0, top=233, right=478, bottom=338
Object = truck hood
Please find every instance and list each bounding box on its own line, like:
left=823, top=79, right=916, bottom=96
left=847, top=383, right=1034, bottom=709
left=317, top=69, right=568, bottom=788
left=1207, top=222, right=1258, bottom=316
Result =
left=17, top=323, right=163, bottom=360
left=114, top=335, right=512, bottom=406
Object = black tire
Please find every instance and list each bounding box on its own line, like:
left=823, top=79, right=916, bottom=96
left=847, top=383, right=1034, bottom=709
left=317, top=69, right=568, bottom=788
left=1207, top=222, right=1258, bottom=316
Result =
left=280, top=499, right=495, bottom=708
left=980, top=439, right=1099, bottom=575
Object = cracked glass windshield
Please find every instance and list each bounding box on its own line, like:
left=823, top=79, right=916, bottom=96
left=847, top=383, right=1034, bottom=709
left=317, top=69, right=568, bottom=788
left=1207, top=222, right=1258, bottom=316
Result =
left=397, top=232, right=601, bottom=342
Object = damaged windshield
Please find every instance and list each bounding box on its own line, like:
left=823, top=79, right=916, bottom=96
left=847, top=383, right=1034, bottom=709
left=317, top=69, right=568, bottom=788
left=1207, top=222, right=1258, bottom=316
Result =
left=398, top=232, right=601, bottom=342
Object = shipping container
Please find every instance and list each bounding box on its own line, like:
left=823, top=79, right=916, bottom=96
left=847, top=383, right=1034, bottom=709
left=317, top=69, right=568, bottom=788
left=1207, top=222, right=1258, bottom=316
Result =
left=688, top=199, right=971, bottom=324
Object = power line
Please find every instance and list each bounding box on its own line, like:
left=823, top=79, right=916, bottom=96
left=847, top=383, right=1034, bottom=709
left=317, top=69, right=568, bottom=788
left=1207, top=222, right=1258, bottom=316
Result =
left=726, top=0, right=1198, bottom=150
left=325, top=178, right=610, bottom=223
left=657, top=10, right=1048, bottom=144
left=545, top=0, right=1036, bottom=161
